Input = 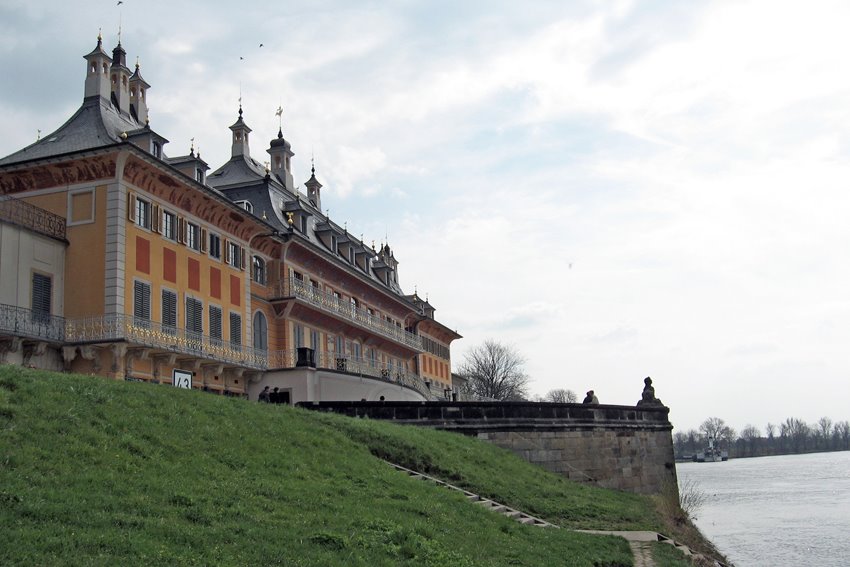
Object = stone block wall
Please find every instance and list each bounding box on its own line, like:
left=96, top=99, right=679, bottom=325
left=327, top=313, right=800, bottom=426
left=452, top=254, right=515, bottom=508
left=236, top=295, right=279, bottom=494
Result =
left=298, top=401, right=677, bottom=494
left=477, top=426, right=676, bottom=494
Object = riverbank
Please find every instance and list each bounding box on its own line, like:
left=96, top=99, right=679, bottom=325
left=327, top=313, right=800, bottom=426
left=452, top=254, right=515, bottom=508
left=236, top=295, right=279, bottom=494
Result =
left=1, top=365, right=724, bottom=565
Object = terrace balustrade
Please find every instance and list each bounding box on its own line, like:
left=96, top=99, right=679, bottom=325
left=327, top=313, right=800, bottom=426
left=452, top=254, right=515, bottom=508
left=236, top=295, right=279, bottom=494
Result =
left=1, top=308, right=433, bottom=398
left=64, top=314, right=267, bottom=369
left=0, top=196, right=66, bottom=240
left=0, top=303, right=66, bottom=342
left=274, top=276, right=423, bottom=351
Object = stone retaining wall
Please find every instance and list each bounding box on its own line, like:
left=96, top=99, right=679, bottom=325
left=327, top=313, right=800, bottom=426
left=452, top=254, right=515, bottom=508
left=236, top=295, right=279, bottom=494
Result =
left=299, top=401, right=676, bottom=494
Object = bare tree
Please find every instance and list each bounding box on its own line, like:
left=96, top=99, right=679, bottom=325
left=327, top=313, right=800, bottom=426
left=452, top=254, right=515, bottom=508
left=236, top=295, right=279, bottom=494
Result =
left=740, top=424, right=761, bottom=456
left=543, top=388, right=577, bottom=403
left=457, top=340, right=530, bottom=401
left=817, top=417, right=833, bottom=450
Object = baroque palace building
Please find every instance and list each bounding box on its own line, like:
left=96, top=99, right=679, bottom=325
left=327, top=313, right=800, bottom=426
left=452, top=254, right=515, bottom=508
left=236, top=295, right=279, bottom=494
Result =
left=0, top=34, right=460, bottom=402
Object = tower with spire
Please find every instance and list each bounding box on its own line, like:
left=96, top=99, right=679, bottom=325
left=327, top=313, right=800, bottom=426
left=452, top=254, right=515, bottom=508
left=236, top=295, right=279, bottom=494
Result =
left=83, top=32, right=112, bottom=100
left=129, top=59, right=150, bottom=124
left=305, top=159, right=322, bottom=210
left=230, top=105, right=252, bottom=159
left=110, top=39, right=132, bottom=114
left=268, top=128, right=294, bottom=192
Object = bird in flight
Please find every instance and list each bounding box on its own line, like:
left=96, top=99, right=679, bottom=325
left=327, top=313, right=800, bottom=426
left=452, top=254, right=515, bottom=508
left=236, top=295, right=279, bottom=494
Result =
left=259, top=43, right=264, bottom=47
left=117, top=1, right=123, bottom=5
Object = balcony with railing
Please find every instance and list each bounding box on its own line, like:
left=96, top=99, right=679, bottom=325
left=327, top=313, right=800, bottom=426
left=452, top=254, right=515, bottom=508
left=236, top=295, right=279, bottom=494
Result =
left=64, top=314, right=267, bottom=370
left=0, top=196, right=67, bottom=240
left=273, top=276, right=423, bottom=351
left=0, top=303, right=66, bottom=342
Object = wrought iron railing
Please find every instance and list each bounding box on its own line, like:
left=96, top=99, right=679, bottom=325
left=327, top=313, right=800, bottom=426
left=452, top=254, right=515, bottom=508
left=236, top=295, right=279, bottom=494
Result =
left=0, top=303, right=66, bottom=342
left=1, top=306, right=433, bottom=398
left=275, top=276, right=423, bottom=351
left=0, top=196, right=67, bottom=240
left=64, top=314, right=268, bottom=369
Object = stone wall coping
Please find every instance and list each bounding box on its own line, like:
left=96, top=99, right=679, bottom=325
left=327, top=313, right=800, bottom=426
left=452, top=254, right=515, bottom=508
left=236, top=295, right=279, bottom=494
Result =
left=296, top=401, right=671, bottom=429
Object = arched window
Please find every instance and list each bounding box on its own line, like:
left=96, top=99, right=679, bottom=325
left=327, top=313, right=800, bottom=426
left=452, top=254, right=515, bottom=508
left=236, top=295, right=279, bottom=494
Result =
left=253, top=311, right=268, bottom=351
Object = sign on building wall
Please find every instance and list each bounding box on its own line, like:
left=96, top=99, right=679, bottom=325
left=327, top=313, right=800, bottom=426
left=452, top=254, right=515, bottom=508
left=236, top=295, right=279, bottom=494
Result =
left=172, top=369, right=193, bottom=389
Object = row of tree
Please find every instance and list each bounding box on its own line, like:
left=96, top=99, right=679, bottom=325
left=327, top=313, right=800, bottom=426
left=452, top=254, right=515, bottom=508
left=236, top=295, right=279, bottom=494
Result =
left=674, top=416, right=850, bottom=459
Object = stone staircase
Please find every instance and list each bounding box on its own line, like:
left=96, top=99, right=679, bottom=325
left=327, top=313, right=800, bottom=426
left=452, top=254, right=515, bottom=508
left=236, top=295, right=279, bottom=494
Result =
left=385, top=461, right=555, bottom=528
left=385, top=460, right=730, bottom=567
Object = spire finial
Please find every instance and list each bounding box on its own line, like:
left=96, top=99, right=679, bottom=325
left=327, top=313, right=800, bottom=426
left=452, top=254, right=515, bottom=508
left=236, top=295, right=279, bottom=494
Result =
left=97, top=28, right=103, bottom=44
left=311, top=151, right=315, bottom=175
left=275, top=105, right=283, bottom=130
left=190, top=137, right=195, bottom=155
left=238, top=83, right=243, bottom=118
left=135, top=56, right=140, bottom=70
left=37, top=129, right=41, bottom=141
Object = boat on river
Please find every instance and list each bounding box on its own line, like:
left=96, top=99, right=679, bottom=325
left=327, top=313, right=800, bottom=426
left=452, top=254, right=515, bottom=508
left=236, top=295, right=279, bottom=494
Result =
left=693, top=435, right=728, bottom=462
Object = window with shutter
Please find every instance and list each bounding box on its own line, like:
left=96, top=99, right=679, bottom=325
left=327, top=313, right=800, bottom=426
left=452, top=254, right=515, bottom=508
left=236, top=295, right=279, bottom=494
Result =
left=151, top=204, right=161, bottom=233
left=133, top=280, right=151, bottom=327
left=31, top=273, right=52, bottom=323
left=162, top=289, right=177, bottom=334
left=200, top=228, right=208, bottom=253
left=209, top=305, right=222, bottom=343
left=176, top=217, right=185, bottom=244
left=185, top=297, right=203, bottom=335
left=230, top=312, right=242, bottom=347
left=127, top=192, right=136, bottom=222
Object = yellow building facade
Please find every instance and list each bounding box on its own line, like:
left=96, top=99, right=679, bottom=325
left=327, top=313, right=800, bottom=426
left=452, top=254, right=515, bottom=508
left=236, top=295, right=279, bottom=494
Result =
left=0, top=35, right=460, bottom=402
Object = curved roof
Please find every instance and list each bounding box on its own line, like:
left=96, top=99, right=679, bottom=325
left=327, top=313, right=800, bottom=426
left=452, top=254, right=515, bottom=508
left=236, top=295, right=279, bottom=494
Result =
left=0, top=96, right=145, bottom=167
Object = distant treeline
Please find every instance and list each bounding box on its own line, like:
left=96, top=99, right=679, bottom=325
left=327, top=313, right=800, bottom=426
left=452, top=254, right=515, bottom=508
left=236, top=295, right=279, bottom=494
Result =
left=674, top=416, right=850, bottom=459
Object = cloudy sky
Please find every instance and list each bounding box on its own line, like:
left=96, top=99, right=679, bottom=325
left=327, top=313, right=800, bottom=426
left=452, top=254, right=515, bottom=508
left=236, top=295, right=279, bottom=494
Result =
left=2, top=0, right=849, bottom=433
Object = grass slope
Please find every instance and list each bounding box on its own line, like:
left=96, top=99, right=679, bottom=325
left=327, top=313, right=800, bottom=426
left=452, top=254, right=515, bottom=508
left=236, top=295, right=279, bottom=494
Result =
left=1, top=366, right=668, bottom=566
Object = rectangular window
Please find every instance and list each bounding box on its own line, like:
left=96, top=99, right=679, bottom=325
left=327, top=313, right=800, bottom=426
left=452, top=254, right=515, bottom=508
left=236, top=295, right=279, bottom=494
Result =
left=230, top=312, right=242, bottom=347
left=135, top=198, right=151, bottom=229
left=162, top=289, right=177, bottom=334
left=252, top=256, right=267, bottom=285
left=186, top=297, right=203, bottom=336
left=133, top=280, right=151, bottom=325
left=335, top=335, right=344, bottom=356
left=31, top=273, right=52, bottom=323
left=186, top=222, right=200, bottom=251
left=162, top=210, right=176, bottom=240
left=209, top=305, right=222, bottom=343
left=227, top=241, right=241, bottom=268
left=209, top=233, right=221, bottom=259
left=299, top=215, right=308, bottom=233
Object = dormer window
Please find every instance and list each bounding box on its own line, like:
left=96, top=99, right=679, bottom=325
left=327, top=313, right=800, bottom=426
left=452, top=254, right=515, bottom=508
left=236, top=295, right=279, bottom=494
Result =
left=235, top=200, right=253, bottom=214
left=151, top=141, right=161, bottom=159
left=299, top=215, right=308, bottom=233
left=195, top=168, right=205, bottom=184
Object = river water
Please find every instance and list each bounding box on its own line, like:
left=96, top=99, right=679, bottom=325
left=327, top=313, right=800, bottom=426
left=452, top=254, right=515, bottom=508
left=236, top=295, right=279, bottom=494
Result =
left=676, top=451, right=850, bottom=567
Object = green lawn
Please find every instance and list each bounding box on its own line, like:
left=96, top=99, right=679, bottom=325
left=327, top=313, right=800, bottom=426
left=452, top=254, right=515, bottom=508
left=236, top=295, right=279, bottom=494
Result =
left=0, top=365, right=671, bottom=566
